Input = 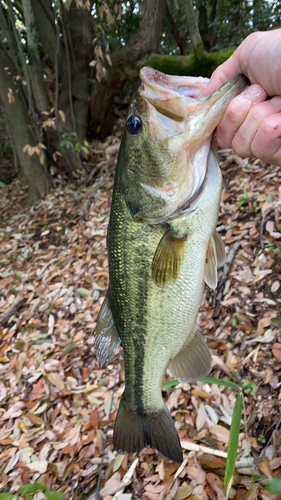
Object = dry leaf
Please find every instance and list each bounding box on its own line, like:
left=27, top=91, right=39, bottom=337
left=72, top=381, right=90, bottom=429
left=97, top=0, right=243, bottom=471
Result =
left=47, top=372, right=65, bottom=390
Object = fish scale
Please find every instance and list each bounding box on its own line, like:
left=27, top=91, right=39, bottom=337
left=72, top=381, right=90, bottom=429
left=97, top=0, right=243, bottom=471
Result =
left=94, top=67, right=248, bottom=462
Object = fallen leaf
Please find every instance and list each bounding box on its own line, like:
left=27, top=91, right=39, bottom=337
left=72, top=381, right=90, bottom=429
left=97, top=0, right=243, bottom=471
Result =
left=47, top=372, right=65, bottom=390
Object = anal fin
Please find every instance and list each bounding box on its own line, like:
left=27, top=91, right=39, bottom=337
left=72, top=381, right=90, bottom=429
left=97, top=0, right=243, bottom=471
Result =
left=152, top=228, right=187, bottom=287
left=94, top=293, right=121, bottom=367
left=169, top=324, right=212, bottom=383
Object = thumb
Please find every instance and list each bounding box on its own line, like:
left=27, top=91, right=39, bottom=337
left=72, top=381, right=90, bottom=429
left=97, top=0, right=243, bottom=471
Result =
left=204, top=49, right=243, bottom=96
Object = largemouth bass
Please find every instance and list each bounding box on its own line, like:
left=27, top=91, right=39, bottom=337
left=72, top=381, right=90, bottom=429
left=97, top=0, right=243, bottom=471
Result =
left=95, top=68, right=247, bottom=463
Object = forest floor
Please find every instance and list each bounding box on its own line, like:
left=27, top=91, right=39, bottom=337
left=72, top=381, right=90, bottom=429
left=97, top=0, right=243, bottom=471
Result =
left=0, top=124, right=281, bottom=500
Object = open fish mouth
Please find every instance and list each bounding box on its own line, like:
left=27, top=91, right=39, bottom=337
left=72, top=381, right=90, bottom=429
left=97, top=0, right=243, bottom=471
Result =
left=139, top=67, right=209, bottom=122
left=127, top=67, right=248, bottom=223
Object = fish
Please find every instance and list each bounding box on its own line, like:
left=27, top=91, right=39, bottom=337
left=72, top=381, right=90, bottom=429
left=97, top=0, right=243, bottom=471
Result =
left=94, top=67, right=248, bottom=463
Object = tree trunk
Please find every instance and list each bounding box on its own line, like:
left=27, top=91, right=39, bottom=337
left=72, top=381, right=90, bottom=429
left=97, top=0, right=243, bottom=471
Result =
left=59, top=1, right=92, bottom=142
left=209, top=0, right=218, bottom=48
left=166, top=1, right=189, bottom=55
left=31, top=0, right=91, bottom=170
left=28, top=0, right=80, bottom=171
left=198, top=1, right=210, bottom=51
left=90, top=0, right=165, bottom=138
left=180, top=0, right=205, bottom=60
left=0, top=50, right=51, bottom=203
left=22, top=0, right=50, bottom=113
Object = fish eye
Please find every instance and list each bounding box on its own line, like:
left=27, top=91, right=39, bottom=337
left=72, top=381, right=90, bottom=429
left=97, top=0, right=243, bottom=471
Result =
left=126, top=115, right=142, bottom=135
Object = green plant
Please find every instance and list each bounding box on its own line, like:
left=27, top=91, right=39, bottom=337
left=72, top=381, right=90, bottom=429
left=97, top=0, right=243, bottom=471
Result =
left=265, top=476, right=281, bottom=494
left=257, top=434, right=266, bottom=444
left=242, top=380, right=257, bottom=395
left=0, top=482, right=64, bottom=500
left=237, top=192, right=250, bottom=210
left=271, top=317, right=281, bottom=335
left=250, top=201, right=259, bottom=213
left=237, top=193, right=259, bottom=212
left=162, top=375, right=263, bottom=497
left=265, top=242, right=280, bottom=253
left=231, top=313, right=242, bottom=327
left=60, top=132, right=89, bottom=158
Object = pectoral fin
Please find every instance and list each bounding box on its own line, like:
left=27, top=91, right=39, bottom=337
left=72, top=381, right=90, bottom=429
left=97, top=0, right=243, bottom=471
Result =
left=152, top=229, right=187, bottom=287
left=94, top=293, right=121, bottom=367
left=204, top=236, right=217, bottom=290
left=169, top=324, right=212, bottom=382
left=213, top=230, right=225, bottom=267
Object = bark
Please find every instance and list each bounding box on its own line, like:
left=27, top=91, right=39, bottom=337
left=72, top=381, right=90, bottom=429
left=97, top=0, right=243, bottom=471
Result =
left=180, top=0, right=205, bottom=60
left=166, top=1, right=189, bottom=55
left=22, top=0, right=50, bottom=112
left=30, top=0, right=57, bottom=65
left=59, top=2, right=92, bottom=141
left=90, top=0, right=165, bottom=138
left=30, top=0, right=82, bottom=171
left=198, top=1, right=210, bottom=51
left=0, top=49, right=51, bottom=203
left=209, top=0, right=218, bottom=48
left=32, top=0, right=91, bottom=163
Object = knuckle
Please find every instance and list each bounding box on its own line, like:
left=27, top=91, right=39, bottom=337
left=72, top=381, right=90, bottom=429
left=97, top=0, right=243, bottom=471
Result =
left=232, top=135, right=247, bottom=157
left=224, top=101, right=241, bottom=124
left=248, top=106, right=265, bottom=124
left=251, top=116, right=280, bottom=157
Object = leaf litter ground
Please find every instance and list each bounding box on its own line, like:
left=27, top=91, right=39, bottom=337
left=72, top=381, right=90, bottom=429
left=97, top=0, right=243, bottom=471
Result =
left=0, top=134, right=281, bottom=500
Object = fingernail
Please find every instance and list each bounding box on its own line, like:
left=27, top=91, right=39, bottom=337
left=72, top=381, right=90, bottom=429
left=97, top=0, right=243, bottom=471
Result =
left=271, top=96, right=281, bottom=106
left=241, top=85, right=265, bottom=102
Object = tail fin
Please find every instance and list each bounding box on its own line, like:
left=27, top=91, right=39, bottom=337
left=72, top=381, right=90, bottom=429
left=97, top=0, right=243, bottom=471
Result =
left=113, top=393, right=183, bottom=463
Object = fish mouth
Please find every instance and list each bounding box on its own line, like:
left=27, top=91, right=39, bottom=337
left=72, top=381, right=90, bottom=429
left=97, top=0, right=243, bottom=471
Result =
left=139, top=67, right=209, bottom=122
left=133, top=68, right=248, bottom=224
left=139, top=67, right=248, bottom=144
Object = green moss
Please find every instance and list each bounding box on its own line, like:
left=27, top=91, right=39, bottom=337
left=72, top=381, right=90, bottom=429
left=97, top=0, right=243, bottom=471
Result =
left=148, top=48, right=236, bottom=78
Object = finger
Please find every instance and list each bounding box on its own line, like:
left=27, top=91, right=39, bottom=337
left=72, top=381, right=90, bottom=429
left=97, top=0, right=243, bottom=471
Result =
left=204, top=50, right=243, bottom=95
left=232, top=96, right=281, bottom=159
left=251, top=112, right=281, bottom=166
left=216, top=85, right=267, bottom=148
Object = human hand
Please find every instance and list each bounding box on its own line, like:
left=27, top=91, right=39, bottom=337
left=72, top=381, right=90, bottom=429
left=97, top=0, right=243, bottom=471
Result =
left=205, top=29, right=281, bottom=166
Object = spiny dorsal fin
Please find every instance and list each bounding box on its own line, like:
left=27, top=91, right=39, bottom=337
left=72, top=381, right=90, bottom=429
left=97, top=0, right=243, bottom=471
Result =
left=94, top=293, right=121, bottom=367
left=169, top=324, right=212, bottom=383
left=152, top=229, right=187, bottom=287
left=213, top=230, right=226, bottom=267
left=204, top=235, right=217, bottom=290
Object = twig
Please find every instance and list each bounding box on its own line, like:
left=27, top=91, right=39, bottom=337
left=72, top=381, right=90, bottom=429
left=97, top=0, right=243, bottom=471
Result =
left=113, top=457, right=139, bottom=499
left=181, top=440, right=227, bottom=458
left=163, top=458, right=189, bottom=498
left=95, top=354, right=120, bottom=499
left=6, top=0, right=33, bottom=113
left=54, top=4, right=60, bottom=125
left=259, top=207, right=277, bottom=249
left=213, top=240, right=240, bottom=314
left=0, top=294, right=26, bottom=326
left=58, top=0, right=76, bottom=134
